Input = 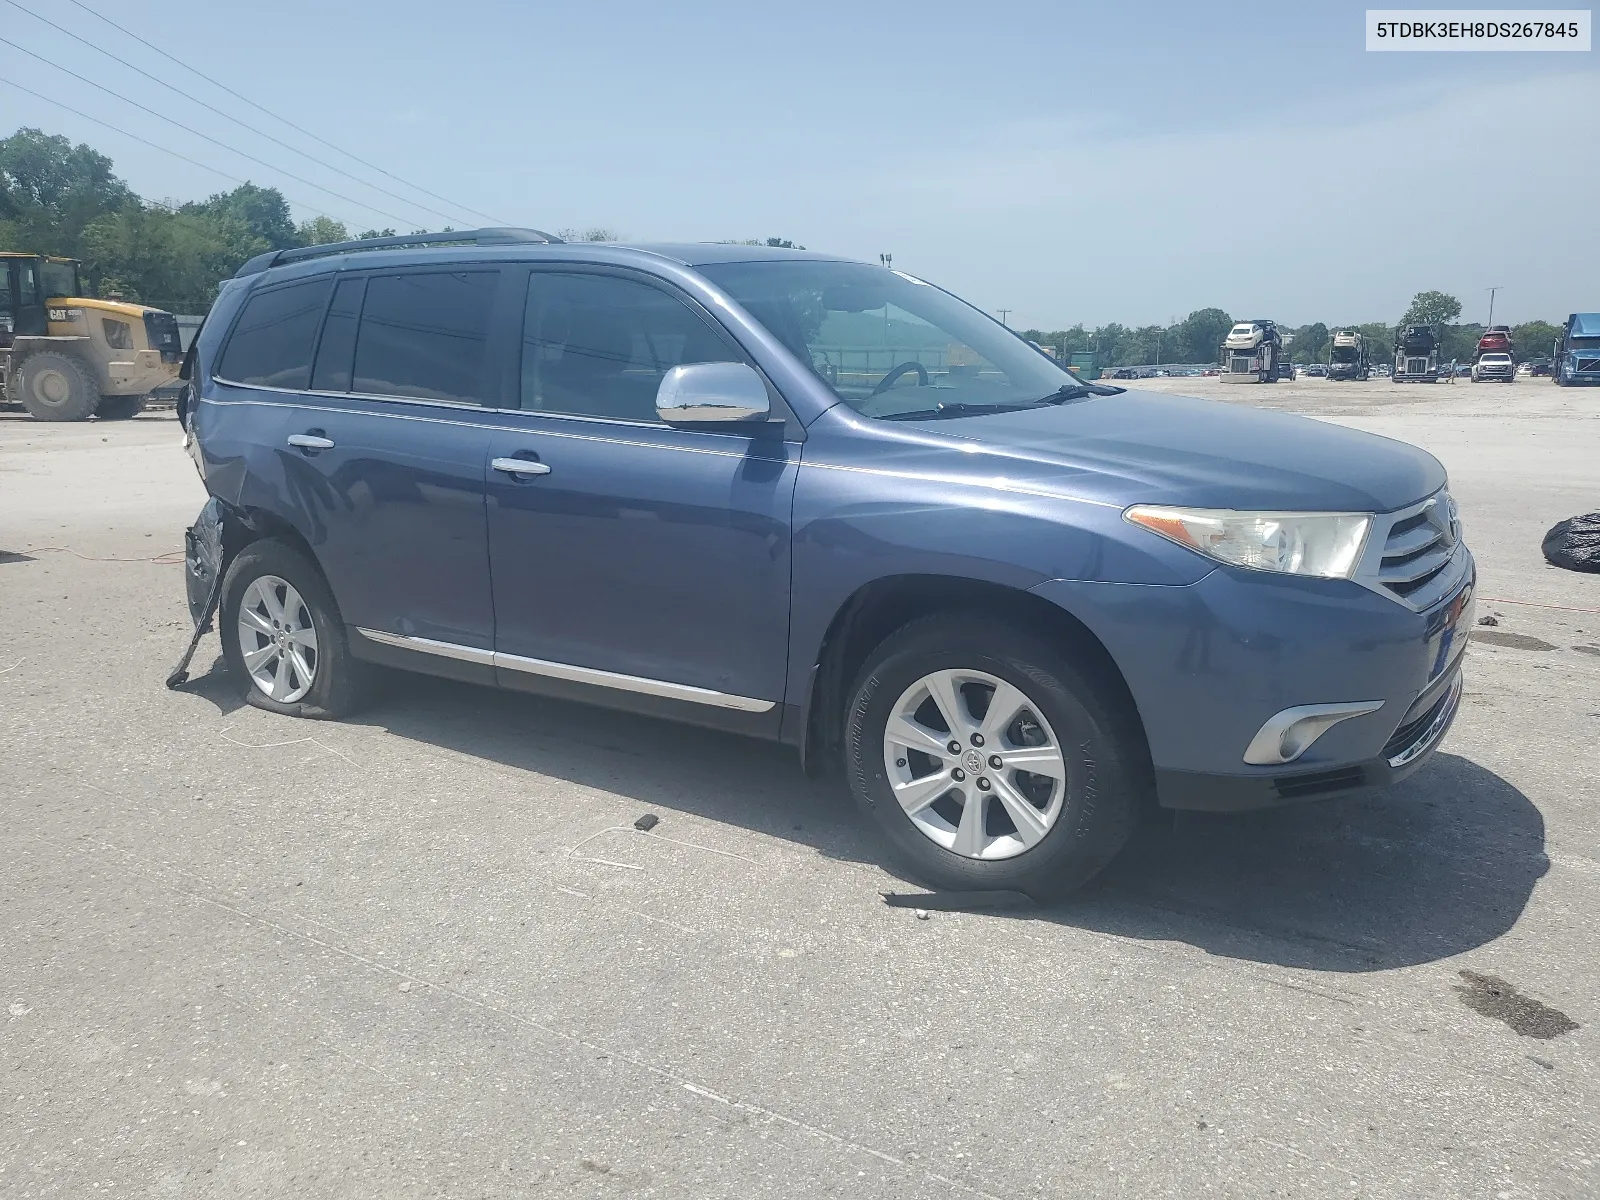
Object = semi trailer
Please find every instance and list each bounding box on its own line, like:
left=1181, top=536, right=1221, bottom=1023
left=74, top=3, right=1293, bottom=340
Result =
left=1219, top=320, right=1284, bottom=383
left=1553, top=313, right=1600, bottom=386
left=1327, top=329, right=1369, bottom=380
left=1393, top=324, right=1440, bottom=383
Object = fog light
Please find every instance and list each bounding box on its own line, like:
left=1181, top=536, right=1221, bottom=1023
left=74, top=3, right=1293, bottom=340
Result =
left=1243, top=700, right=1385, bottom=765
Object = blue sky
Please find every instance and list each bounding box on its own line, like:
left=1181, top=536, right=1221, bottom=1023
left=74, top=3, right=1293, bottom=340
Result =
left=3, top=0, right=1594, bottom=327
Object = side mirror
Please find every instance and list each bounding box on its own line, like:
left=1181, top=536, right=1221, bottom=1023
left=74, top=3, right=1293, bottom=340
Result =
left=656, top=361, right=770, bottom=425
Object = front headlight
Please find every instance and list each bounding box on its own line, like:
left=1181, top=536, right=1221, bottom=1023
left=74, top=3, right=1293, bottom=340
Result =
left=1125, top=505, right=1372, bottom=579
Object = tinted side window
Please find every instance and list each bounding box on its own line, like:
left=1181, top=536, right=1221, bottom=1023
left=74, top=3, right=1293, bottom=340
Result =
left=311, top=276, right=365, bottom=392
left=521, top=273, right=741, bottom=422
left=218, top=277, right=333, bottom=389
left=352, top=271, right=496, bottom=405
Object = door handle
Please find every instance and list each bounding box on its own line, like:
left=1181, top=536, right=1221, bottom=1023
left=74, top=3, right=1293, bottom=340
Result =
left=287, top=433, right=335, bottom=450
left=492, top=456, right=552, bottom=477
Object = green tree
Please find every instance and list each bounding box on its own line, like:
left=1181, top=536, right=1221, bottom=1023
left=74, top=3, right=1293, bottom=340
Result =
left=182, top=183, right=297, bottom=251
left=1439, top=323, right=1484, bottom=365
left=1289, top=322, right=1329, bottom=364
left=1511, top=320, right=1562, bottom=362
left=1176, top=307, right=1233, bottom=364
left=296, top=215, right=350, bottom=246
left=1356, top=322, right=1394, bottom=360
left=558, top=227, right=618, bottom=242
left=0, top=127, right=136, bottom=256
left=1094, top=322, right=1131, bottom=366
left=81, top=205, right=264, bottom=311
left=356, top=228, right=398, bottom=239
left=1398, top=290, right=1462, bottom=328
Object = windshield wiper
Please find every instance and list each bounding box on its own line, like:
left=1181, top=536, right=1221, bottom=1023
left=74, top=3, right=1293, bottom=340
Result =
left=881, top=402, right=1036, bottom=421
left=1037, top=379, right=1126, bottom=403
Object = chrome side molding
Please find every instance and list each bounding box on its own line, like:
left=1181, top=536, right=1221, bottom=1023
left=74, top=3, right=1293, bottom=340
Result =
left=355, top=628, right=775, bottom=713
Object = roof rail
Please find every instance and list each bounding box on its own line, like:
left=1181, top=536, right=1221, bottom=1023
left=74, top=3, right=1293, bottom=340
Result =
left=233, top=227, right=564, bottom=278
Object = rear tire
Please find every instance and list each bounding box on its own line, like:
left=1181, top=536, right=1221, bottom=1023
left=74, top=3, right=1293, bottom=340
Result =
left=17, top=351, right=99, bottom=421
left=95, top=394, right=146, bottom=420
left=219, top=539, right=367, bottom=719
left=844, top=612, right=1145, bottom=900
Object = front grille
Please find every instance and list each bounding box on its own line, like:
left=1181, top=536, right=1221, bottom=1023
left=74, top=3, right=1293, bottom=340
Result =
left=1576, top=357, right=1600, bottom=373
left=1274, top=766, right=1367, bottom=800
left=1403, top=357, right=1429, bottom=375
left=144, top=310, right=183, bottom=363
left=1372, top=490, right=1462, bottom=607
left=1228, top=355, right=1255, bottom=373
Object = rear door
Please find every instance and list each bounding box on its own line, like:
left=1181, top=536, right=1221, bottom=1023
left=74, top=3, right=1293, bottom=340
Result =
left=214, top=267, right=509, bottom=654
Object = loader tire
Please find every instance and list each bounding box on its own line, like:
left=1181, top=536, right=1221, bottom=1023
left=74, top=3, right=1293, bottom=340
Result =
left=17, top=351, right=99, bottom=422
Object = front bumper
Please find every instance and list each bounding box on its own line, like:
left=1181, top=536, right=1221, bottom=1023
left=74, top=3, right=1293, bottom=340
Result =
left=1154, top=667, right=1463, bottom=810
left=1031, top=550, right=1475, bottom=810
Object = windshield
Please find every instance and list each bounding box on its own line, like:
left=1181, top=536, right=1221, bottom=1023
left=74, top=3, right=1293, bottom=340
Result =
left=697, top=259, right=1076, bottom=419
left=1569, top=335, right=1600, bottom=350
left=41, top=259, right=80, bottom=300
left=1330, top=346, right=1359, bottom=362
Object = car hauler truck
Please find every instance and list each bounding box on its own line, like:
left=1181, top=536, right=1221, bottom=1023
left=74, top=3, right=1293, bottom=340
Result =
left=1327, top=329, right=1369, bottom=380
left=1553, top=313, right=1600, bottom=386
left=1393, top=324, right=1440, bottom=383
left=1220, top=320, right=1284, bottom=383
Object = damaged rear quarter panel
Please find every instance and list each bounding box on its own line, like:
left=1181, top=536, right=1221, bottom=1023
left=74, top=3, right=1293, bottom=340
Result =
left=190, top=277, right=296, bottom=525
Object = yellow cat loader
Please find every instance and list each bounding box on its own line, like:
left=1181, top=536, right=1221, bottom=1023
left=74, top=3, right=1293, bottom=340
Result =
left=0, top=252, right=183, bottom=420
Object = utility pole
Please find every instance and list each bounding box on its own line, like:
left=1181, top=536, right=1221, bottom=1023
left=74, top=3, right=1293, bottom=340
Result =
left=1486, top=286, right=1502, bottom=327
left=997, top=309, right=1012, bottom=327
left=879, top=255, right=893, bottom=344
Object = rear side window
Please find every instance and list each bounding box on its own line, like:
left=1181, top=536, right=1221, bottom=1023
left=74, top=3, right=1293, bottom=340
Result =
left=311, top=276, right=365, bottom=392
left=352, top=271, right=497, bottom=405
left=218, top=277, right=333, bottom=389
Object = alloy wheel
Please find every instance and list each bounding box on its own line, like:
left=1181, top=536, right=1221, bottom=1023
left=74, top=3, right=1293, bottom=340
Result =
left=882, top=668, right=1066, bottom=861
left=237, top=574, right=319, bottom=702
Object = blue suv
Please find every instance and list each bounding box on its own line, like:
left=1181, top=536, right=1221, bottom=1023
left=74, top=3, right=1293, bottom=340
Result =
left=179, top=229, right=1474, bottom=897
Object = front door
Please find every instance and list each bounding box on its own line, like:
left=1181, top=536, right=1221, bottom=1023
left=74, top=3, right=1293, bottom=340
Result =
left=485, top=269, right=799, bottom=728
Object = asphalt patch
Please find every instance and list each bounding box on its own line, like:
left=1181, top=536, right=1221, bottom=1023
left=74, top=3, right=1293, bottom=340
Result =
left=1454, top=970, right=1579, bottom=1040
left=1472, top=630, right=1558, bottom=652
left=1572, top=644, right=1600, bottom=658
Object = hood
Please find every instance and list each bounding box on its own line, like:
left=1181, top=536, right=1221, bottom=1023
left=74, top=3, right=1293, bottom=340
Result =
left=885, top=389, right=1445, bottom=513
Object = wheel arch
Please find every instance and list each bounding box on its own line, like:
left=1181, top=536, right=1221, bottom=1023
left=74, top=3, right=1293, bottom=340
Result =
left=798, top=573, right=1149, bottom=778
left=207, top=498, right=339, bottom=604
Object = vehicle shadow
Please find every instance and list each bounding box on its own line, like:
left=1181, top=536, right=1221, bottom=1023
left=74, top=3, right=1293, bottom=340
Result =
left=205, top=661, right=1546, bottom=974
left=1064, top=752, right=1548, bottom=971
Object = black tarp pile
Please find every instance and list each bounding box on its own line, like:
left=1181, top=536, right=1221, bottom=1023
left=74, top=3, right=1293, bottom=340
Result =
left=1542, top=513, right=1600, bottom=573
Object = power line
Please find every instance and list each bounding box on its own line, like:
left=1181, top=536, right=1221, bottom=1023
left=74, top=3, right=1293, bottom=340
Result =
left=0, top=76, right=358, bottom=227
left=61, top=0, right=505, bottom=227
left=1, top=0, right=476, bottom=230
left=0, top=33, right=425, bottom=229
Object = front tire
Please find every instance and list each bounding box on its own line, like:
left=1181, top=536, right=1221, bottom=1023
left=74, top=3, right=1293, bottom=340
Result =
left=844, top=613, right=1144, bottom=899
left=17, top=351, right=99, bottom=421
left=220, top=539, right=366, bottom=719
